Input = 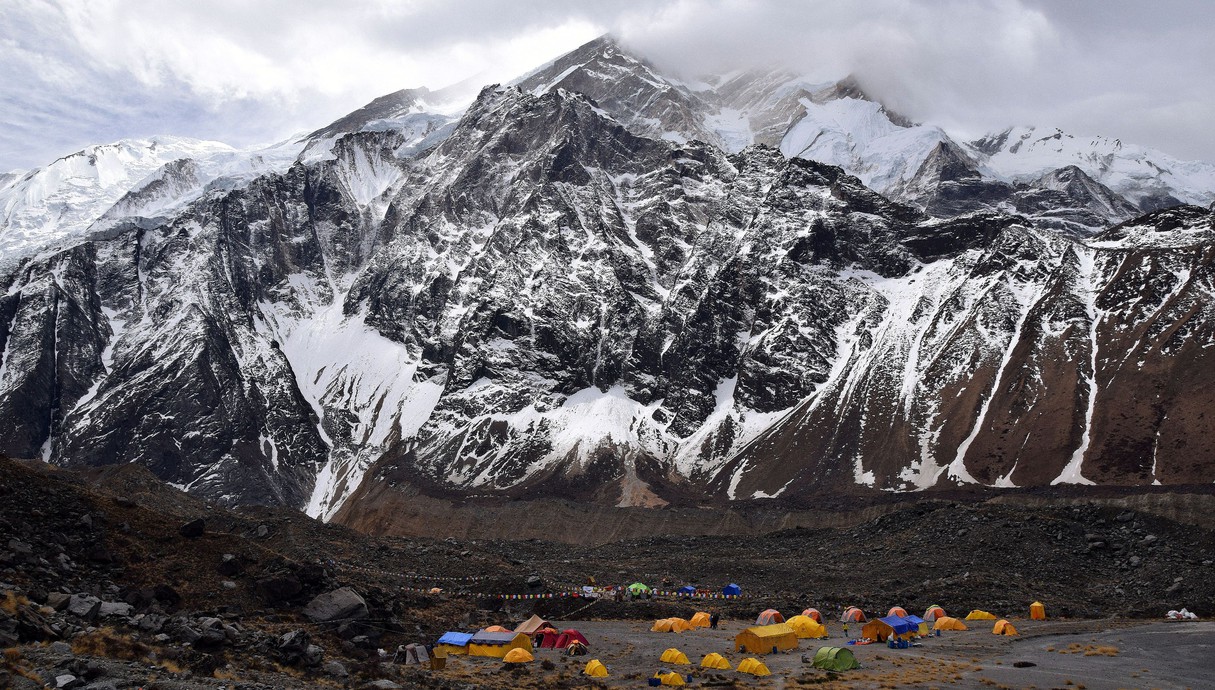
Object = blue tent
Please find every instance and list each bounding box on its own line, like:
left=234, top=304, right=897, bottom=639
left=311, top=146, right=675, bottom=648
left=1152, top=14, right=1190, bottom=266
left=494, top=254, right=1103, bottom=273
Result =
left=878, top=615, right=917, bottom=636
left=723, top=583, right=742, bottom=596
left=677, top=585, right=697, bottom=595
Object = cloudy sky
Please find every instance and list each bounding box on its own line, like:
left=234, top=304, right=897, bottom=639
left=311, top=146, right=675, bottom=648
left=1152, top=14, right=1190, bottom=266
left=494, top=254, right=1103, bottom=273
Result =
left=2, top=0, right=1213, bottom=172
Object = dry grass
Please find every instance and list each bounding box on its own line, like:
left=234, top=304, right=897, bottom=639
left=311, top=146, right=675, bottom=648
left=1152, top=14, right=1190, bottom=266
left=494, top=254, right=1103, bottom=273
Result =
left=1082, top=645, right=1119, bottom=657
left=1, top=591, right=30, bottom=615
left=71, top=627, right=153, bottom=661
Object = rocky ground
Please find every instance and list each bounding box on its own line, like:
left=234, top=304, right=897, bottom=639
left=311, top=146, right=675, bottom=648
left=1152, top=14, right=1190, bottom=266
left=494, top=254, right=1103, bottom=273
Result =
left=2, top=456, right=1213, bottom=689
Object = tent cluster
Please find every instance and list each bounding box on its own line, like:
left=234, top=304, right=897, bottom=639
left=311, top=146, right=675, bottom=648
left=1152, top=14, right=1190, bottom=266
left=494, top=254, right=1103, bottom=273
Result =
left=434, top=614, right=596, bottom=663
left=626, top=582, right=742, bottom=599
left=836, top=603, right=1044, bottom=642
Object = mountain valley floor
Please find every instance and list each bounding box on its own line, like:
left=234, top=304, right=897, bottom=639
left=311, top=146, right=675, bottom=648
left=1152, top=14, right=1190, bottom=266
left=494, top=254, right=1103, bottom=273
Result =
left=2, top=457, right=1213, bottom=688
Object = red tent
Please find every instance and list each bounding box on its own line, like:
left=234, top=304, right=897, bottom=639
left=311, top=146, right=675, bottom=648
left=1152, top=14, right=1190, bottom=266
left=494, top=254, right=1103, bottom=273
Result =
left=562, top=629, right=589, bottom=646
left=537, top=630, right=562, bottom=649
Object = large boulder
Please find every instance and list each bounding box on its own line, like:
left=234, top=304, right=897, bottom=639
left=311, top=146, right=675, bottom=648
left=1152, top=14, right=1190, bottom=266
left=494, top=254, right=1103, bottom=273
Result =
left=256, top=574, right=303, bottom=603
left=303, top=587, right=368, bottom=623
left=67, top=595, right=101, bottom=621
left=178, top=519, right=206, bottom=538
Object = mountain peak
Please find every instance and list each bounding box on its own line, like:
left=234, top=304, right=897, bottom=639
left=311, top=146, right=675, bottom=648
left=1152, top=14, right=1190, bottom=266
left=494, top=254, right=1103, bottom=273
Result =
left=307, top=87, right=432, bottom=141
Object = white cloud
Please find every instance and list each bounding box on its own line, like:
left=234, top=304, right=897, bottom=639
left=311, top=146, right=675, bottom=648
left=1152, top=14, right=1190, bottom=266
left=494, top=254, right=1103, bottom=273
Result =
left=1, top=0, right=1212, bottom=171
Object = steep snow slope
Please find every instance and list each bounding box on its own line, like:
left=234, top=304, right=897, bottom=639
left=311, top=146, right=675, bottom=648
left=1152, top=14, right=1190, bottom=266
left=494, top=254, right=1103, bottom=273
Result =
left=972, top=126, right=1215, bottom=210
left=0, top=137, right=234, bottom=265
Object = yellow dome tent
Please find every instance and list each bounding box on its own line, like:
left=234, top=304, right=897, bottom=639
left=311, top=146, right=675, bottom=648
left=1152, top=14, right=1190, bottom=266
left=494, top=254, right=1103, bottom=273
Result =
left=933, top=616, right=968, bottom=631
left=689, top=611, right=712, bottom=628
left=736, top=657, right=772, bottom=676
left=652, top=618, right=694, bottom=633
left=503, top=647, right=534, bottom=663
left=993, top=619, right=1018, bottom=636
left=583, top=659, right=608, bottom=677
left=700, top=652, right=731, bottom=670
left=965, top=610, right=997, bottom=620
left=654, top=671, right=686, bottom=686
left=660, top=648, right=691, bottom=664
left=1030, top=601, right=1046, bottom=620
left=787, top=615, right=829, bottom=639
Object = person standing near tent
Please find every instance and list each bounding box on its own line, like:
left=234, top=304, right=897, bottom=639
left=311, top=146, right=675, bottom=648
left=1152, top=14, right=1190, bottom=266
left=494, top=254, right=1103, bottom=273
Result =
left=843, top=622, right=849, bottom=640
left=710, top=612, right=720, bottom=629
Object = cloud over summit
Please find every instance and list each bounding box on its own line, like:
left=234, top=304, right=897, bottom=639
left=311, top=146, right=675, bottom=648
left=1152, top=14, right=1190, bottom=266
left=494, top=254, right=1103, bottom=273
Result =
left=2, top=0, right=1212, bottom=171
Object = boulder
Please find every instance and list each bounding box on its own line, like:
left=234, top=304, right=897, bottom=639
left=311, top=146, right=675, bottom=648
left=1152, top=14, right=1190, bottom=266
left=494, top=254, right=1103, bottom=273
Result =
left=46, top=592, right=71, bottom=611
left=178, top=519, right=206, bottom=538
left=324, top=660, right=349, bottom=678
left=98, top=602, right=132, bottom=619
left=303, top=587, right=368, bottom=623
left=67, top=595, right=101, bottom=621
left=217, top=553, right=244, bottom=576
left=257, top=575, right=303, bottom=603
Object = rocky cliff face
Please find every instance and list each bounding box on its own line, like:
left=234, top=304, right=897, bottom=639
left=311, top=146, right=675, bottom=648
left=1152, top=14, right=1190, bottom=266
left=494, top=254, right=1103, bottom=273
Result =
left=1, top=37, right=1213, bottom=519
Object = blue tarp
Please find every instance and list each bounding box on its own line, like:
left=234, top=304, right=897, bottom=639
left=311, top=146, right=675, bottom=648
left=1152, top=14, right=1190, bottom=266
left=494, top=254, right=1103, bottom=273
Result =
left=677, top=585, right=697, bottom=595
left=723, top=583, right=742, bottom=596
left=878, top=615, right=917, bottom=635
left=437, top=632, right=474, bottom=646
left=904, top=615, right=926, bottom=627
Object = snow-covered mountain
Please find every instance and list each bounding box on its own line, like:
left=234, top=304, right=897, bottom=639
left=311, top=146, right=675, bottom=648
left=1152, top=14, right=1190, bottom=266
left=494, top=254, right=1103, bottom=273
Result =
left=1, top=36, right=1214, bottom=520
left=0, top=137, right=235, bottom=265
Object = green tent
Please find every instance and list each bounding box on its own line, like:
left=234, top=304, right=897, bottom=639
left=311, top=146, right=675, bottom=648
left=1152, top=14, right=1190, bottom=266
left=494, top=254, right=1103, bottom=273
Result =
left=627, top=582, right=650, bottom=595
left=812, top=647, right=859, bottom=671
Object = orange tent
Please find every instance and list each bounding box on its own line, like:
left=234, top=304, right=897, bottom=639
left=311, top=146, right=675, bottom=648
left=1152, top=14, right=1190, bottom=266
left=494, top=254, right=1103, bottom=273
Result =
left=652, top=618, right=693, bottom=633
left=923, top=605, right=946, bottom=621
left=503, top=648, right=534, bottom=663
left=993, top=619, right=1018, bottom=636
left=933, top=617, right=967, bottom=631
left=1030, top=601, right=1046, bottom=620
left=802, top=608, right=822, bottom=623
left=841, top=607, right=866, bottom=623
left=484, top=625, right=511, bottom=633
left=887, top=606, right=907, bottom=618
left=755, top=609, right=784, bottom=625
left=689, top=612, right=712, bottom=628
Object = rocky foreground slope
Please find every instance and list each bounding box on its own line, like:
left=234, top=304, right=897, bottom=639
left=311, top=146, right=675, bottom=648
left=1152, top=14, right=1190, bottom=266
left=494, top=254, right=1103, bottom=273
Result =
left=1, top=37, right=1214, bottom=519
left=2, top=458, right=1213, bottom=688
